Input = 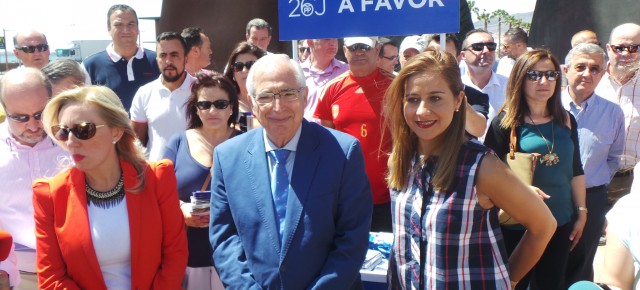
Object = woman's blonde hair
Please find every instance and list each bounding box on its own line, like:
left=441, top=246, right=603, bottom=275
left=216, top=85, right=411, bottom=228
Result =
left=499, top=49, right=566, bottom=129
left=384, top=49, right=466, bottom=191
left=42, top=86, right=147, bottom=192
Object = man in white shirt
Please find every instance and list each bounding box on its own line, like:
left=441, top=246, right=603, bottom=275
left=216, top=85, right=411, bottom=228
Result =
left=131, top=32, right=193, bottom=161
left=0, top=68, right=68, bottom=289
left=496, top=27, right=529, bottom=78
left=594, top=22, right=640, bottom=201
left=461, top=29, right=508, bottom=139
left=181, top=27, right=213, bottom=76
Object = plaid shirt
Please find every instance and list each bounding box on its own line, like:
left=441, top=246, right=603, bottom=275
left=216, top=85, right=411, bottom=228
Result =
left=389, top=141, right=510, bottom=290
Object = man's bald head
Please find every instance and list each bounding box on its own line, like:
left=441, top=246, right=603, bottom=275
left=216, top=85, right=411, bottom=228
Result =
left=0, top=67, right=52, bottom=105
left=571, top=30, right=599, bottom=47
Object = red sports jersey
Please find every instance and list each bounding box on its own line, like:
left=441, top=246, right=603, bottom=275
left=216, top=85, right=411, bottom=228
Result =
left=314, top=68, right=392, bottom=204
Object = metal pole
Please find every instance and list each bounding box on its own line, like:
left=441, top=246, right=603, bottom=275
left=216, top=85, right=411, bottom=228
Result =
left=292, top=40, right=299, bottom=62
left=439, top=33, right=446, bottom=52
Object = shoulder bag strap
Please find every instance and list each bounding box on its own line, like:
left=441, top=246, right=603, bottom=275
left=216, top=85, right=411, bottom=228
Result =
left=200, top=172, right=212, bottom=192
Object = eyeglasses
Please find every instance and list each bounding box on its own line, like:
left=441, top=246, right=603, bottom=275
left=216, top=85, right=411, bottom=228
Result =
left=6, top=111, right=43, bottom=123
left=196, top=100, right=230, bottom=110
left=381, top=55, right=399, bottom=61
left=609, top=44, right=640, bottom=54
left=255, top=87, right=305, bottom=105
left=51, top=122, right=105, bottom=141
left=299, top=47, right=311, bottom=54
left=525, top=70, right=561, bottom=81
left=466, top=42, right=497, bottom=52
left=232, top=60, right=256, bottom=72
left=572, top=64, right=602, bottom=75
left=15, top=44, right=49, bottom=53
left=346, top=43, right=372, bottom=52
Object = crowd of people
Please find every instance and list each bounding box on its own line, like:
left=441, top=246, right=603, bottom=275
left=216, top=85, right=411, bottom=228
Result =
left=1, top=3, right=640, bottom=290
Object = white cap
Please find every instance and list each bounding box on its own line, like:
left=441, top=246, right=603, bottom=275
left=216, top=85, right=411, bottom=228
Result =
left=344, top=37, right=378, bottom=47
left=400, top=35, right=427, bottom=54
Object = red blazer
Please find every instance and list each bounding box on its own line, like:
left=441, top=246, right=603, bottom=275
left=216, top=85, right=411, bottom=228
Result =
left=32, top=159, right=188, bottom=290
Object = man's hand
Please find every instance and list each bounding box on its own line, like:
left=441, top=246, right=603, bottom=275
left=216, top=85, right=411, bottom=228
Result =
left=0, top=270, right=10, bottom=290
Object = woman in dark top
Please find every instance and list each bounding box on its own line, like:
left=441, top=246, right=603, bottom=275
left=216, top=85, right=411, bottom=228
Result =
left=163, top=71, right=241, bottom=290
left=484, top=49, right=587, bottom=290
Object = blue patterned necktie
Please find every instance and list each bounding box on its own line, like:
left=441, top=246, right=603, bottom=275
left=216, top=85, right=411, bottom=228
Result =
left=270, top=149, right=290, bottom=244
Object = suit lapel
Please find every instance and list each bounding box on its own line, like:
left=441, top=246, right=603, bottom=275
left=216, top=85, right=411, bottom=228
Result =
left=245, top=128, right=282, bottom=256
left=67, top=169, right=104, bottom=283
left=281, top=121, right=320, bottom=260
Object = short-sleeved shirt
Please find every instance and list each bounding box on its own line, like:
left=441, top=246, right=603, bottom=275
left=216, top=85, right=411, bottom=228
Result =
left=606, top=194, right=640, bottom=289
left=301, top=58, right=349, bottom=121
left=130, top=75, right=193, bottom=161
left=314, top=68, right=392, bottom=204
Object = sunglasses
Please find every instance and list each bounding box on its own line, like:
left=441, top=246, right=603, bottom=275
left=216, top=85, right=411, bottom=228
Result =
left=466, top=42, right=497, bottom=52
left=346, top=43, right=372, bottom=52
left=16, top=44, right=49, bottom=53
left=232, top=61, right=256, bottom=72
left=196, top=100, right=230, bottom=110
left=51, top=122, right=105, bottom=141
left=610, top=44, right=640, bottom=54
left=7, top=111, right=43, bottom=123
left=299, top=47, right=311, bottom=54
left=525, top=70, right=561, bottom=81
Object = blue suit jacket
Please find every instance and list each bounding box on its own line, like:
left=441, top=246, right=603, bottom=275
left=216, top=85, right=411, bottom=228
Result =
left=209, top=120, right=373, bottom=289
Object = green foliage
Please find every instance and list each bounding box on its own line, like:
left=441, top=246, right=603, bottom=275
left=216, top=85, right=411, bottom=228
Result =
left=466, top=1, right=531, bottom=32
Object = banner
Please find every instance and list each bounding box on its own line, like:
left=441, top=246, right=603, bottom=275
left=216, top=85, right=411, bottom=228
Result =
left=278, top=0, right=460, bottom=40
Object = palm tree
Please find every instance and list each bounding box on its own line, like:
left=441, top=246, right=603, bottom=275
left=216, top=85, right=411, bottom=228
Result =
left=492, top=9, right=510, bottom=48
left=468, top=0, right=491, bottom=30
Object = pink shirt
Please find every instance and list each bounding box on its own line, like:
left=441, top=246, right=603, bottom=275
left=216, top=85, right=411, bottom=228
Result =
left=301, top=58, right=348, bottom=121
left=0, top=122, right=69, bottom=271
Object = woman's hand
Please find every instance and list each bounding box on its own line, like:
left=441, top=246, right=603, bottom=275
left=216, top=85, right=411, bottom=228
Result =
left=180, top=202, right=210, bottom=228
left=529, top=186, right=551, bottom=200
left=569, top=211, right=587, bottom=251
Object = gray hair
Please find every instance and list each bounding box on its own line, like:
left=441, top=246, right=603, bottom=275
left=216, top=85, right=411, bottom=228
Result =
left=565, top=43, right=607, bottom=66
left=245, top=18, right=272, bottom=35
left=41, top=59, right=86, bottom=86
left=0, top=67, right=52, bottom=106
left=246, top=54, right=306, bottom=98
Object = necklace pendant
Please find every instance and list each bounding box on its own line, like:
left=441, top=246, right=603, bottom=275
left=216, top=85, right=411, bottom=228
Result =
left=540, top=152, right=560, bottom=166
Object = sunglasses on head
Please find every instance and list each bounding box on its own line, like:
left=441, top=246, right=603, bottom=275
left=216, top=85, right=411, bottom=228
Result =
left=51, top=122, right=105, bottom=141
left=7, top=111, right=43, bottom=123
left=16, top=44, right=49, bottom=53
left=610, top=44, right=640, bottom=54
left=466, top=42, right=497, bottom=52
left=232, top=61, right=256, bottom=72
left=346, top=43, right=372, bottom=52
left=299, top=47, right=311, bottom=54
left=196, top=100, right=230, bottom=110
left=525, top=70, right=561, bottom=81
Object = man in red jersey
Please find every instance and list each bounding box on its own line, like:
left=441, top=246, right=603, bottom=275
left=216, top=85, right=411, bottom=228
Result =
left=315, top=36, right=393, bottom=232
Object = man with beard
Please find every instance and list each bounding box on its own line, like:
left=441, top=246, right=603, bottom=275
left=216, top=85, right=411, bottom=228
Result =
left=131, top=32, right=193, bottom=161
left=0, top=68, right=68, bottom=289
left=595, top=23, right=640, bottom=202
left=300, top=38, right=348, bottom=121
left=83, top=4, right=160, bottom=112
left=461, top=29, right=508, bottom=139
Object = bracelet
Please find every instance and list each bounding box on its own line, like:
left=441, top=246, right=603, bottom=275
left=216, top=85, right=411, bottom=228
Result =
left=576, top=206, right=588, bottom=213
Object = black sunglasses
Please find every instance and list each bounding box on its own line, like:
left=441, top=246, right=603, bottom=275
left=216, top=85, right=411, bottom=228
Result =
left=466, top=42, right=497, bottom=52
left=7, top=111, right=43, bottom=123
left=610, top=44, right=640, bottom=54
left=51, top=122, right=105, bottom=141
left=16, top=44, right=49, bottom=53
left=525, top=70, right=561, bottom=81
left=299, top=47, right=311, bottom=54
left=196, top=100, right=230, bottom=110
left=232, top=61, right=256, bottom=72
left=346, top=43, right=372, bottom=52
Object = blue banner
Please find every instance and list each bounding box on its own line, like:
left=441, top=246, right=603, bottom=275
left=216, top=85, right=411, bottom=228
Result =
left=278, top=0, right=460, bottom=40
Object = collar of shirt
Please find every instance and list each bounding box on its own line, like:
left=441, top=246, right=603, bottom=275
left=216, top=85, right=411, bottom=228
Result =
left=0, top=122, right=57, bottom=152
left=156, top=73, right=194, bottom=93
left=263, top=124, right=302, bottom=153
left=561, top=88, right=597, bottom=115
left=302, top=58, right=343, bottom=78
left=106, top=43, right=144, bottom=63
left=462, top=70, right=502, bottom=91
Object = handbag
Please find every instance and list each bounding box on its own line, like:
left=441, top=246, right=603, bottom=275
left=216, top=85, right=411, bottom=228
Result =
left=499, top=126, right=540, bottom=225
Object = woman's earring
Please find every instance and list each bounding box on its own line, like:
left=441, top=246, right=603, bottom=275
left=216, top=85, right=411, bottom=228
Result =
left=112, top=140, right=117, bottom=144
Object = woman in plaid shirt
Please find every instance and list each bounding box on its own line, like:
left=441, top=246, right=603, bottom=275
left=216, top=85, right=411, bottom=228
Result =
left=383, top=49, right=556, bottom=289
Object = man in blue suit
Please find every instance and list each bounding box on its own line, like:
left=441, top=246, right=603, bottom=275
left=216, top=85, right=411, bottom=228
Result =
left=209, top=54, right=373, bottom=289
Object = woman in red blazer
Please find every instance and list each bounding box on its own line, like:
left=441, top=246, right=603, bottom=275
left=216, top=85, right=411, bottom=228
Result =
left=33, top=86, right=188, bottom=290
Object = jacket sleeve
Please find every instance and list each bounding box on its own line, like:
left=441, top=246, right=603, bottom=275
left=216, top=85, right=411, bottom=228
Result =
left=209, top=148, right=262, bottom=289
left=32, top=179, right=82, bottom=290
left=309, top=139, right=373, bottom=289
left=149, top=160, right=188, bottom=290
left=483, top=112, right=510, bottom=160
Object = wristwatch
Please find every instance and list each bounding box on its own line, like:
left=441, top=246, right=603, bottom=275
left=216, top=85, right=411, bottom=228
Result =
left=576, top=206, right=588, bottom=213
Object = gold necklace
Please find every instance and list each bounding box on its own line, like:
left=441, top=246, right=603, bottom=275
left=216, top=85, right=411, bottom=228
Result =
left=528, top=116, right=559, bottom=166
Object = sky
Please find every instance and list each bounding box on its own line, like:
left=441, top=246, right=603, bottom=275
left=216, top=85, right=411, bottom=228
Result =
left=472, top=0, right=537, bottom=18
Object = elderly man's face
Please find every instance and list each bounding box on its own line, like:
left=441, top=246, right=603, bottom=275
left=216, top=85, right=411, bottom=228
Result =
left=2, top=79, right=49, bottom=146
left=251, top=64, right=307, bottom=146
left=344, top=42, right=380, bottom=76
left=607, top=29, right=640, bottom=74
left=564, top=52, right=605, bottom=98
left=13, top=32, right=50, bottom=69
